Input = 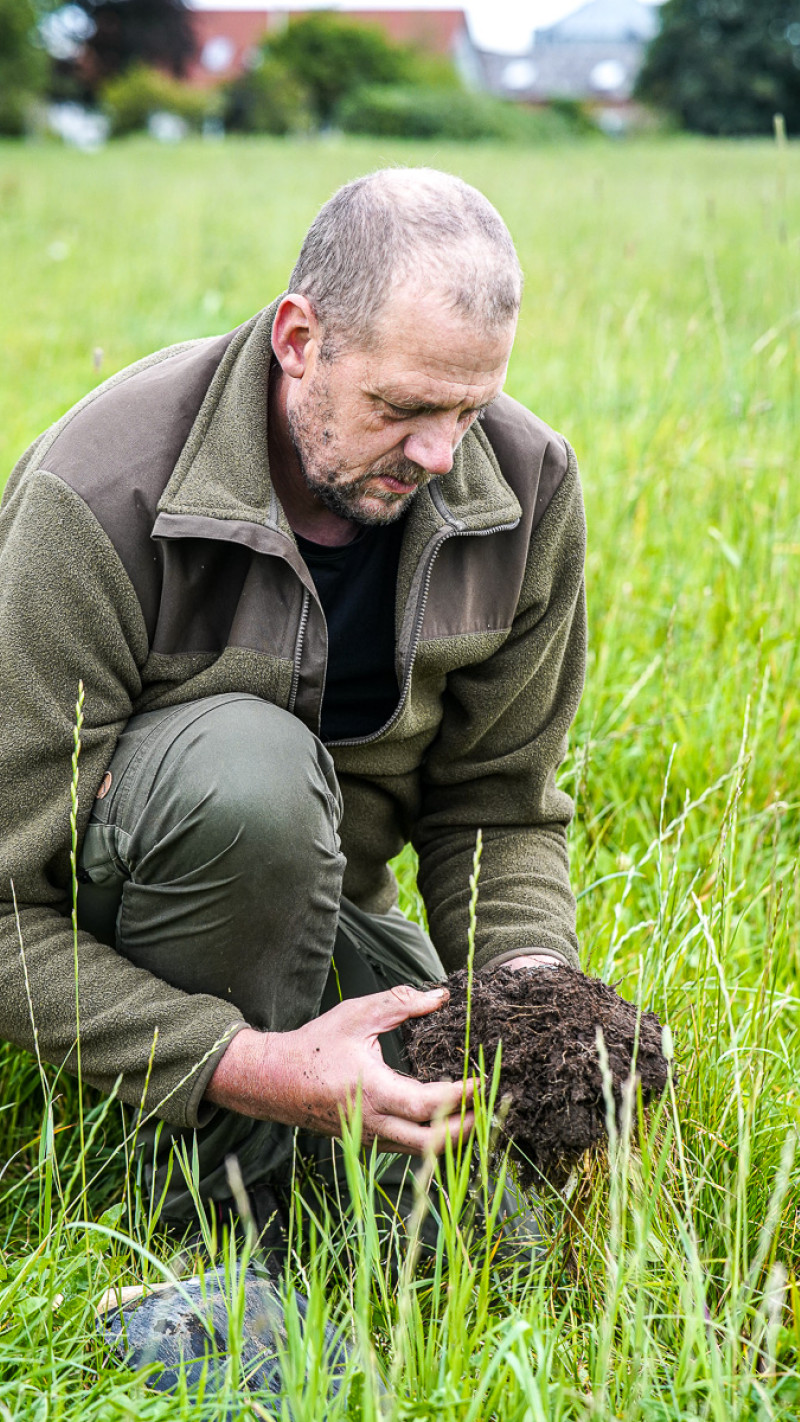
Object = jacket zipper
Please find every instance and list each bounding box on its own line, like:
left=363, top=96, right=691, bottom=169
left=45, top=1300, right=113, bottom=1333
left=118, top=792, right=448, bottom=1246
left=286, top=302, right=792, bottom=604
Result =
left=327, top=504, right=520, bottom=749
left=288, top=587, right=311, bottom=714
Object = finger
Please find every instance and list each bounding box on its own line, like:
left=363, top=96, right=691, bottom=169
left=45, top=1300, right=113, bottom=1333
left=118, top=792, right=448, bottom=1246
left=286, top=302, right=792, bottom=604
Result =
left=370, top=1070, right=475, bottom=1124
left=344, top=982, right=449, bottom=1036
left=373, top=1110, right=476, bottom=1157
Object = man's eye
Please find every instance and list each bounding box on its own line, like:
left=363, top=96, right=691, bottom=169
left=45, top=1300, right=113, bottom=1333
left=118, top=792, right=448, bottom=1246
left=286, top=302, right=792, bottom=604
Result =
left=381, top=404, right=482, bottom=424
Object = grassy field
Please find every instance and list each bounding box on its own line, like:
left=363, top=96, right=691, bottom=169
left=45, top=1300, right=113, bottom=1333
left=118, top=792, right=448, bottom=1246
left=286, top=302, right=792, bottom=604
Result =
left=1, top=132, right=799, bottom=1418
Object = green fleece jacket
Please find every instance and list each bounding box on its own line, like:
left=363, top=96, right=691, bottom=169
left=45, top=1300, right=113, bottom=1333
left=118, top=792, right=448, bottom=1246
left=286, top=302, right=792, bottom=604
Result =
left=0, top=302, right=587, bottom=1130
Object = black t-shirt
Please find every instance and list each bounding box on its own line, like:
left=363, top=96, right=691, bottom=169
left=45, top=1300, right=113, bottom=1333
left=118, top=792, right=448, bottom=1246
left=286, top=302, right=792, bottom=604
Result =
left=295, top=518, right=405, bottom=742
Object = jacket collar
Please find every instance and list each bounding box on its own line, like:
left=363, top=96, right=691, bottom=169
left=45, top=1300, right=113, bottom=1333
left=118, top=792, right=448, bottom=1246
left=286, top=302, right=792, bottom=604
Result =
left=155, top=299, right=522, bottom=545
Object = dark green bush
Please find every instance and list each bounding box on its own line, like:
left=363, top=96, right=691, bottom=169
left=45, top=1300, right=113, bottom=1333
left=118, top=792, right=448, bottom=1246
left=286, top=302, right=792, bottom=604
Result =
left=100, top=64, right=220, bottom=135
left=225, top=11, right=464, bottom=134
left=264, top=12, right=408, bottom=126
left=223, top=56, right=311, bottom=135
left=637, top=0, right=800, bottom=136
left=339, top=85, right=594, bottom=143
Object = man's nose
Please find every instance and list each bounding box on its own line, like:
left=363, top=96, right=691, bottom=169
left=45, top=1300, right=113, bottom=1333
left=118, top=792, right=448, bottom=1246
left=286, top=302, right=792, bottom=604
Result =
left=402, top=423, right=456, bottom=476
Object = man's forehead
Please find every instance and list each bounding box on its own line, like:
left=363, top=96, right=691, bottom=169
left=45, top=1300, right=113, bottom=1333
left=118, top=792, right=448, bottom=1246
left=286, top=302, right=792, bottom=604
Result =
left=374, top=287, right=515, bottom=344
left=352, top=291, right=515, bottom=407
left=360, top=333, right=514, bottom=412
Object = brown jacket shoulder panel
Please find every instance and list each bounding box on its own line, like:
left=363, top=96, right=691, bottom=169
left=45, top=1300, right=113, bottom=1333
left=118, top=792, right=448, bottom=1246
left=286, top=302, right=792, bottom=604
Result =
left=481, top=392, right=570, bottom=531
left=40, top=333, right=235, bottom=635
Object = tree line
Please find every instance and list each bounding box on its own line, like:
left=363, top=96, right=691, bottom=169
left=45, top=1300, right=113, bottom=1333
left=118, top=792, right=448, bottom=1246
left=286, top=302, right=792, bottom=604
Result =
left=0, top=0, right=588, bottom=142
left=2, top=0, right=800, bottom=140
left=636, top=0, right=800, bottom=137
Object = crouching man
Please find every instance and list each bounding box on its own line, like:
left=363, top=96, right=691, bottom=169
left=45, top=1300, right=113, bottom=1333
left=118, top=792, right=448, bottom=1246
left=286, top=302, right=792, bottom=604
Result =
left=0, top=169, right=586, bottom=1258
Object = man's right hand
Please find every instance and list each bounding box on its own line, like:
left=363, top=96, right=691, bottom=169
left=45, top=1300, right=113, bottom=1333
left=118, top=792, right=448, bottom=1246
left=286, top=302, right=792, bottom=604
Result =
left=206, top=983, right=475, bottom=1156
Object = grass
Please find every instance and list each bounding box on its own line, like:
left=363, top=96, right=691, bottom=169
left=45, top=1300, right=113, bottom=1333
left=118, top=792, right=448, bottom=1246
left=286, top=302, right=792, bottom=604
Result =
left=0, top=131, right=799, bottom=1418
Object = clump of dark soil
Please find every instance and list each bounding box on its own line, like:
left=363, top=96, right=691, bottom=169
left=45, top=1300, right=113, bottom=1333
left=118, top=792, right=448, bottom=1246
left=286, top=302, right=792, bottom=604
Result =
left=403, top=964, right=670, bottom=1188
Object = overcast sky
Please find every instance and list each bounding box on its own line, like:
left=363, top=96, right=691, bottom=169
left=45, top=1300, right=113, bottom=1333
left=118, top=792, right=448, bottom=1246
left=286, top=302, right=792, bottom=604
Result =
left=189, top=0, right=664, bottom=56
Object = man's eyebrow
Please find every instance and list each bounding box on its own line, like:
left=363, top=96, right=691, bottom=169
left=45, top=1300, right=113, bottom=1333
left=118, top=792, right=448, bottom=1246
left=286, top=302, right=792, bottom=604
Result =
left=371, top=392, right=494, bottom=416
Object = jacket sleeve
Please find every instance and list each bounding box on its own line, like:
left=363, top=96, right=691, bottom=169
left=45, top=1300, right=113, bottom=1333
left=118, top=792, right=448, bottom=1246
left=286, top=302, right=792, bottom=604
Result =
left=413, top=445, right=586, bottom=973
left=0, top=462, right=245, bottom=1128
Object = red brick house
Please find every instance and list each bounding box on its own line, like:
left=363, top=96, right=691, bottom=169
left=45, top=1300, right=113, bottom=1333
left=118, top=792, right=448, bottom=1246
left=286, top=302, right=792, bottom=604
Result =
left=185, top=6, right=467, bottom=87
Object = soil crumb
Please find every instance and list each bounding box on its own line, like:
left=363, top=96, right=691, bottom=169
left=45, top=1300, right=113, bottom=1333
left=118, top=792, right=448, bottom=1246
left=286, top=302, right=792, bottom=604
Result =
left=403, top=965, right=670, bottom=1188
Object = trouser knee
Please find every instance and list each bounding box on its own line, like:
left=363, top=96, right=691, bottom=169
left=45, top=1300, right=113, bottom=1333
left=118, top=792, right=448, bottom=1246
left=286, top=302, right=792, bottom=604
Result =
left=79, top=694, right=345, bottom=1032
left=134, top=694, right=343, bottom=894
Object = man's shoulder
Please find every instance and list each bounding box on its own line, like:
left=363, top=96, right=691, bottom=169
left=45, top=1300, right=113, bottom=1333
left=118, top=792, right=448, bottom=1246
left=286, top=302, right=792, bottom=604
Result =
left=481, top=393, right=573, bottom=532
left=27, top=329, right=239, bottom=513
left=1, top=321, right=260, bottom=642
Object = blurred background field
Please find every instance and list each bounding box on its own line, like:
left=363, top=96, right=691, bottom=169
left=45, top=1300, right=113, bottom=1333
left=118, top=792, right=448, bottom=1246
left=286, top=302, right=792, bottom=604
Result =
left=1, top=131, right=800, bottom=1417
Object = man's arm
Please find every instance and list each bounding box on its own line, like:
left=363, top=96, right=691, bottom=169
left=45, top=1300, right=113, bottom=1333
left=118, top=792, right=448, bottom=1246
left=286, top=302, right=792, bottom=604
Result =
left=413, top=441, right=587, bottom=973
left=0, top=461, right=471, bottom=1149
left=0, top=465, right=248, bottom=1127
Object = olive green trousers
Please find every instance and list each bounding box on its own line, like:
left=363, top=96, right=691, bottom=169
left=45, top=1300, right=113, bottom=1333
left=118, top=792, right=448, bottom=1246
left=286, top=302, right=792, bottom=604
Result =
left=77, top=693, right=444, bottom=1226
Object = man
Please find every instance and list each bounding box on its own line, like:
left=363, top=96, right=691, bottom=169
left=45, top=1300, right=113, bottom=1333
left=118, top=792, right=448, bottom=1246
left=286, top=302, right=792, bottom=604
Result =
left=0, top=169, right=586, bottom=1240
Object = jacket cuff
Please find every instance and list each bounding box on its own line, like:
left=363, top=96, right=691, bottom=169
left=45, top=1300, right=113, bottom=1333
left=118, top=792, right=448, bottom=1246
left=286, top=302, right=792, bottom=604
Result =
left=479, top=947, right=569, bottom=973
left=182, top=1020, right=249, bottom=1130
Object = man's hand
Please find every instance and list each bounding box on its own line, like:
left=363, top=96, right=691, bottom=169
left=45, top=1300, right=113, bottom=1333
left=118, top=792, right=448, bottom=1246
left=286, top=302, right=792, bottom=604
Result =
left=207, top=984, right=475, bottom=1155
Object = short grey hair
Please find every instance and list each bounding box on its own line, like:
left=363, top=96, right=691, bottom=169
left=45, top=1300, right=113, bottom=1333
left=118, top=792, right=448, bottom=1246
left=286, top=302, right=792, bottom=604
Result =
left=288, top=168, right=522, bottom=352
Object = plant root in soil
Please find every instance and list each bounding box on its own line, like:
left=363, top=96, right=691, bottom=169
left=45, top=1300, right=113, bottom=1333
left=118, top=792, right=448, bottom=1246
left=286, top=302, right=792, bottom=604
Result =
left=403, top=965, right=671, bottom=1188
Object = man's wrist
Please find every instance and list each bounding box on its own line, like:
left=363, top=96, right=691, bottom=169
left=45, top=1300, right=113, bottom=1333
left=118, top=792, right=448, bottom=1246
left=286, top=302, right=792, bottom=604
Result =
left=206, top=1026, right=289, bottom=1118
left=503, top=952, right=561, bottom=971
left=481, top=948, right=567, bottom=972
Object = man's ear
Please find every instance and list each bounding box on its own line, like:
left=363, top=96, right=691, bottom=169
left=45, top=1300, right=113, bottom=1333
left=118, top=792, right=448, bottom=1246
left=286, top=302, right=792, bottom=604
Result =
left=271, top=294, right=320, bottom=379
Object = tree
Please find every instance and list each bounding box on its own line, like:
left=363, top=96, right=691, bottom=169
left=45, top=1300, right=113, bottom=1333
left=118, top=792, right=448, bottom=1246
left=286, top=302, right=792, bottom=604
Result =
left=264, top=12, right=410, bottom=127
left=100, top=63, right=220, bottom=135
left=43, top=0, right=195, bottom=100
left=224, top=56, right=311, bottom=136
left=636, top=0, right=800, bottom=136
left=0, top=0, right=47, bottom=133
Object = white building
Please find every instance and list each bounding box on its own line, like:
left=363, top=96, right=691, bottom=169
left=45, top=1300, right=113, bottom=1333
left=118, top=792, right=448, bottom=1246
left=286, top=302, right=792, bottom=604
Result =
left=467, top=0, right=661, bottom=122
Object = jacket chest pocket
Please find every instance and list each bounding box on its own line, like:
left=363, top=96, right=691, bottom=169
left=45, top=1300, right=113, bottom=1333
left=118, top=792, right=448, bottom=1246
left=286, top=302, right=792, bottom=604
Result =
left=152, top=542, right=307, bottom=660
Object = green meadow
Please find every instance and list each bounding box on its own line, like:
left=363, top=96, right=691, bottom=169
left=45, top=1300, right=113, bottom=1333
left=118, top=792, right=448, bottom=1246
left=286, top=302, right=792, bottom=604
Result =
left=0, top=133, right=799, bottom=1418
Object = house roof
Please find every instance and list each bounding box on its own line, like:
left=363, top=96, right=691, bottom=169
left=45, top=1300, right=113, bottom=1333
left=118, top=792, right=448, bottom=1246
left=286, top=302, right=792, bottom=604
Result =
left=535, top=0, right=660, bottom=45
left=343, top=9, right=465, bottom=51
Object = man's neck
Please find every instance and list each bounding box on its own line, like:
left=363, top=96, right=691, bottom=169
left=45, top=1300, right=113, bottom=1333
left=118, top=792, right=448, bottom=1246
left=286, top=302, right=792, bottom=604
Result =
left=267, top=366, right=360, bottom=548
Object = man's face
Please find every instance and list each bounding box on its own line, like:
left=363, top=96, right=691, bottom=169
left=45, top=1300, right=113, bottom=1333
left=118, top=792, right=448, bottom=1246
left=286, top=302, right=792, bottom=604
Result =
left=284, top=289, right=516, bottom=526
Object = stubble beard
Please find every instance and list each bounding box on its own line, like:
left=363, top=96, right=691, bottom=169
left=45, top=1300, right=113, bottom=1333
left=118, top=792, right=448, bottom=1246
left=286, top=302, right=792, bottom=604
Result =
left=287, top=400, right=427, bottom=527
